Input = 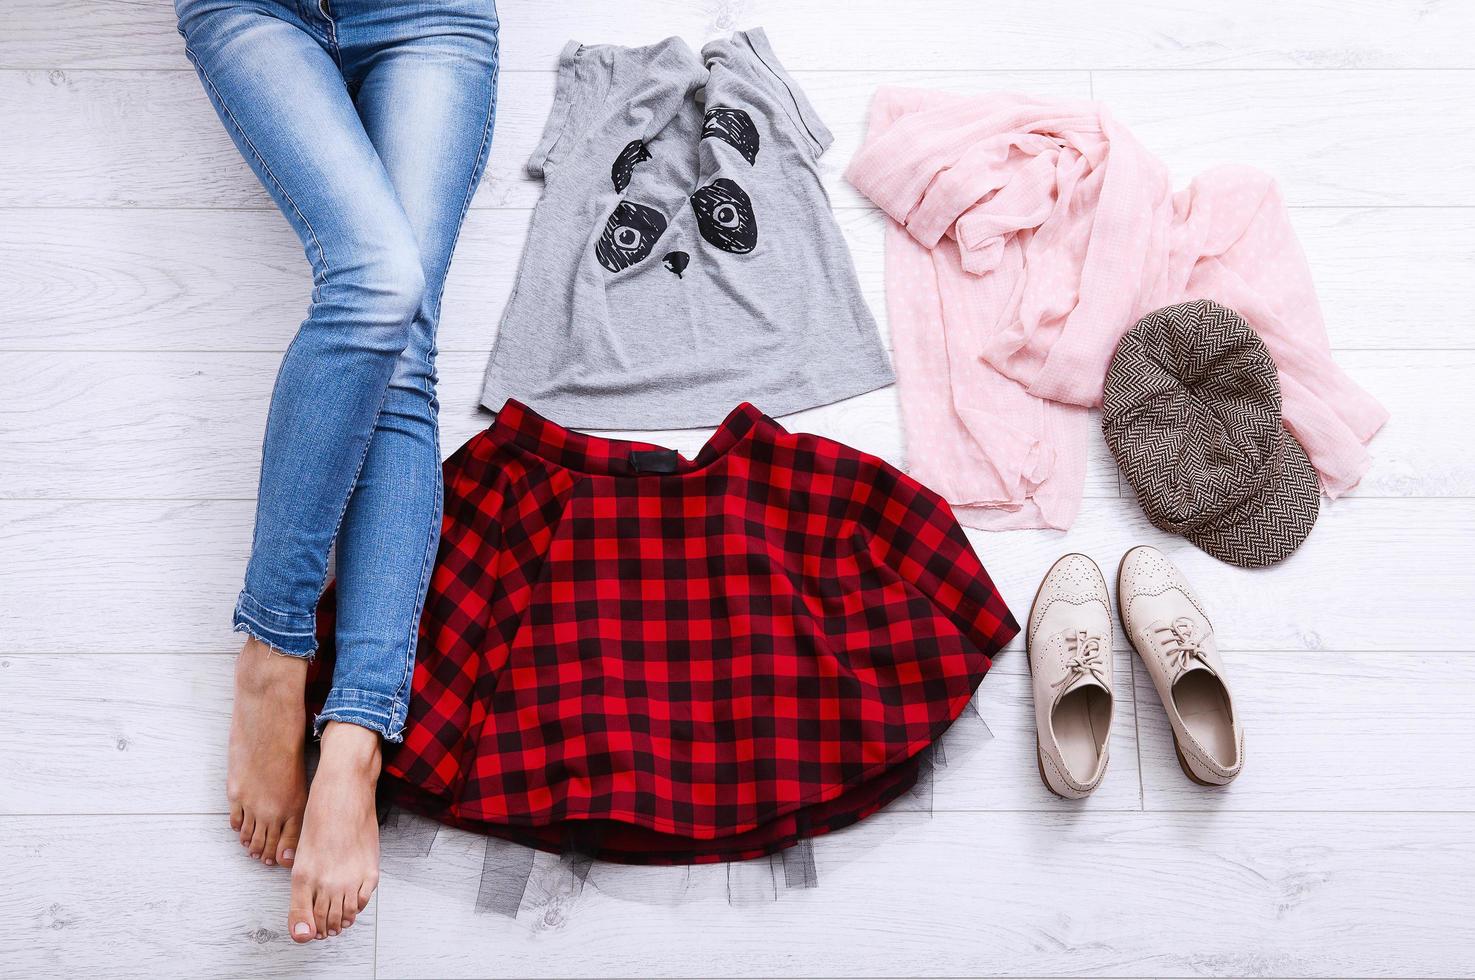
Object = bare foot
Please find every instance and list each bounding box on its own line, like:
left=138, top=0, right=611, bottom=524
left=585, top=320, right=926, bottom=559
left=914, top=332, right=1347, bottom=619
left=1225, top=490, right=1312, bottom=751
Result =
left=289, top=721, right=382, bottom=942
left=228, top=635, right=309, bottom=867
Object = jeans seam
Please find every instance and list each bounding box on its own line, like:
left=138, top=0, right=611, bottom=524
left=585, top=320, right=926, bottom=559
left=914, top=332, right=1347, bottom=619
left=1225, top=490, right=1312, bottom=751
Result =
left=388, top=62, right=496, bottom=708
left=190, top=40, right=384, bottom=632
left=320, top=697, right=393, bottom=720
left=320, top=706, right=391, bottom=721
left=235, top=608, right=317, bottom=638
left=233, top=621, right=312, bottom=659
left=393, top=464, right=441, bottom=707
left=237, top=591, right=315, bottom=626
left=316, top=690, right=403, bottom=741
left=183, top=42, right=331, bottom=289
left=444, top=55, right=498, bottom=293
left=309, top=377, right=400, bottom=610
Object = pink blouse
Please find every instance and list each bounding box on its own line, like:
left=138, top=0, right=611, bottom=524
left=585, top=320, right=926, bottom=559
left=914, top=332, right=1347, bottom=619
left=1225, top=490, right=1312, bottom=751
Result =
left=847, top=89, right=1387, bottom=530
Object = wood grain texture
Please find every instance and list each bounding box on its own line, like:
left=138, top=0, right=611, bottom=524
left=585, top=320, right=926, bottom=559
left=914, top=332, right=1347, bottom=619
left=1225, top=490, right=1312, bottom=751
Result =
left=0, top=68, right=1089, bottom=210
left=0, top=346, right=1445, bottom=501
left=1136, top=651, right=1475, bottom=812
left=0, top=650, right=1142, bottom=815
left=369, top=810, right=1475, bottom=978
left=4, top=4, right=1475, bottom=977
left=0, top=814, right=375, bottom=978
left=9, top=66, right=1473, bottom=210
left=2, top=496, right=1470, bottom=656
left=6, top=206, right=1472, bottom=353
left=6, top=0, right=1473, bottom=71
left=1094, top=69, right=1475, bottom=207
left=0, top=654, right=234, bottom=815
left=14, top=647, right=1475, bottom=817
left=1333, top=351, right=1475, bottom=497
left=0, top=350, right=1120, bottom=500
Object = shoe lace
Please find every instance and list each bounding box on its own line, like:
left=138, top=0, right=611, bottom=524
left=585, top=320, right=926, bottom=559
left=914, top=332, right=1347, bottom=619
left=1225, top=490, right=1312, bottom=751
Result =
left=1053, top=631, right=1108, bottom=691
left=1153, top=617, right=1211, bottom=678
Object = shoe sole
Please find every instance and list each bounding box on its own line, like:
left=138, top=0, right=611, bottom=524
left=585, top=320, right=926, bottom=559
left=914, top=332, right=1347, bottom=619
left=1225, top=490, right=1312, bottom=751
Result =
left=1116, top=545, right=1234, bottom=789
left=1174, top=740, right=1223, bottom=786
left=1027, top=553, right=1108, bottom=800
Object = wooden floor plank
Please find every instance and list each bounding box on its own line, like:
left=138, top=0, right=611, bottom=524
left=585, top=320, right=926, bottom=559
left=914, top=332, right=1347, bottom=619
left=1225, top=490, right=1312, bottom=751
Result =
left=369, top=810, right=1475, bottom=978
left=6, top=0, right=1472, bottom=71
left=0, top=650, right=1143, bottom=816
left=1, top=349, right=1440, bottom=501
left=1333, top=351, right=1475, bottom=497
left=2, top=497, right=1470, bottom=655
left=1095, top=69, right=1475, bottom=206
left=9, top=67, right=1471, bottom=209
left=1137, top=651, right=1475, bottom=812
left=0, top=350, right=1117, bottom=499
left=0, top=814, right=375, bottom=978
left=5, top=809, right=1466, bottom=977
left=14, top=646, right=1475, bottom=818
left=6, top=206, right=1471, bottom=354
left=3, top=6, right=1473, bottom=980
left=0, top=68, right=1089, bottom=210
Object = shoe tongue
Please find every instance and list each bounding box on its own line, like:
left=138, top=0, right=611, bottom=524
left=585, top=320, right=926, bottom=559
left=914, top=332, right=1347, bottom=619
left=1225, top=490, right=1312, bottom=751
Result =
left=1177, top=658, right=1214, bottom=677
left=1058, top=670, right=1110, bottom=698
left=1154, top=618, right=1215, bottom=677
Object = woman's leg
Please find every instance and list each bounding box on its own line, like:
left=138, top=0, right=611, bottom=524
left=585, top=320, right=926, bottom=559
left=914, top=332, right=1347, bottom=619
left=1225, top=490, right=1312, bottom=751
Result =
left=284, top=1, right=500, bottom=943
left=175, top=0, right=425, bottom=871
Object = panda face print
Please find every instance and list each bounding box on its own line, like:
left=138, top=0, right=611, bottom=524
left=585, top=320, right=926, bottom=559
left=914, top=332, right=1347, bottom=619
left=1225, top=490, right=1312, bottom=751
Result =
left=610, top=139, right=651, bottom=193
left=690, top=178, right=757, bottom=253
left=701, top=107, right=759, bottom=165
left=595, top=108, right=761, bottom=274
left=595, top=200, right=668, bottom=273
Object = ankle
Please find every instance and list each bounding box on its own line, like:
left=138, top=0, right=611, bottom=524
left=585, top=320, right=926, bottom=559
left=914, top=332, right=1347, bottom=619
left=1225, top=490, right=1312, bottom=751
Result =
left=236, top=635, right=308, bottom=692
left=318, top=721, right=383, bottom=777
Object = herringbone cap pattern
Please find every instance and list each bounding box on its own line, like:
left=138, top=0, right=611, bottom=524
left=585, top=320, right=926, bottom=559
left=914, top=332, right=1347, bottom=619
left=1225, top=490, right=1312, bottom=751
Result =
left=1102, top=300, right=1320, bottom=568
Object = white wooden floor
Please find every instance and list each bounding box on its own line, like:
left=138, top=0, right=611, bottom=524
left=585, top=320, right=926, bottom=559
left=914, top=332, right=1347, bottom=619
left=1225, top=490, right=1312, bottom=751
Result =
left=3, top=2, right=1474, bottom=977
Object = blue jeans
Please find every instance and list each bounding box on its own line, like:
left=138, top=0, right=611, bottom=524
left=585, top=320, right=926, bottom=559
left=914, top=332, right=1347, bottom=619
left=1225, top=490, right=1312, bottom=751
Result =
left=175, top=0, right=499, bottom=740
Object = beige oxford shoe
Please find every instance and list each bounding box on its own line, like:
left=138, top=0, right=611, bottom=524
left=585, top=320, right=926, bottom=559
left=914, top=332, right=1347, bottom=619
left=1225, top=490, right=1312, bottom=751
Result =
left=1027, top=554, right=1115, bottom=799
left=1117, top=545, right=1244, bottom=786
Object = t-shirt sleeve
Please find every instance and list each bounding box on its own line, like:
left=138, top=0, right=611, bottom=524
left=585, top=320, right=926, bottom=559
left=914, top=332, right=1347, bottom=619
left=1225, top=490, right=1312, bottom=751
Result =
left=732, top=27, right=834, bottom=157
left=527, top=41, right=593, bottom=178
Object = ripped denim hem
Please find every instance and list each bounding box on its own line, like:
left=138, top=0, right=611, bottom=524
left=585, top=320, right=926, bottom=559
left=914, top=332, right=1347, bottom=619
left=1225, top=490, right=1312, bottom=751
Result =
left=314, top=687, right=408, bottom=743
left=233, top=591, right=319, bottom=659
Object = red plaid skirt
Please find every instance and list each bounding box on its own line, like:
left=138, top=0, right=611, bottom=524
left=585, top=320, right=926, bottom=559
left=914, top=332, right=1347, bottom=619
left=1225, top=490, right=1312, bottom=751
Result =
left=311, top=400, right=1017, bottom=864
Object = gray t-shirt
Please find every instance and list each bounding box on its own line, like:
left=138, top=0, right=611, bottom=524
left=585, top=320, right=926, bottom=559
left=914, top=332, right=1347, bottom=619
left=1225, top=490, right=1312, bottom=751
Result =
left=480, top=28, right=894, bottom=428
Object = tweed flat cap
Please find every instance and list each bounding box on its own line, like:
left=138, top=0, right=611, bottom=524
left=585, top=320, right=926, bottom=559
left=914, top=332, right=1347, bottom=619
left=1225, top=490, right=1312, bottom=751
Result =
left=1102, top=299, right=1320, bottom=568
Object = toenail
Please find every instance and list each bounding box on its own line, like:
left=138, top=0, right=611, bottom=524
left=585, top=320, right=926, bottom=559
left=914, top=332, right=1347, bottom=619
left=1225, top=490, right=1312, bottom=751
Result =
left=329, top=929, right=338, bottom=937
left=282, top=848, right=295, bottom=861
left=294, top=923, right=311, bottom=937
left=264, top=857, right=274, bottom=865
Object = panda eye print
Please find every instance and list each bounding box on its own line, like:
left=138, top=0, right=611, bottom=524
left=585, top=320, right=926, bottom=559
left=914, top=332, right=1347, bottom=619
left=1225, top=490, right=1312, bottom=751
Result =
left=610, top=139, right=652, bottom=193
left=701, top=107, right=759, bottom=165
left=690, top=178, right=757, bottom=253
left=595, top=201, right=668, bottom=272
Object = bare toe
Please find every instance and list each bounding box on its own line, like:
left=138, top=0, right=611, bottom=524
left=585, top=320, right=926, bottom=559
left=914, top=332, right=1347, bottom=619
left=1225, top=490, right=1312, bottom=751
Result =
left=290, top=723, right=383, bottom=942
left=226, top=636, right=308, bottom=866
left=247, top=820, right=268, bottom=860
left=289, top=872, right=315, bottom=943
left=277, top=815, right=301, bottom=868
left=326, top=893, right=344, bottom=938
left=313, top=888, right=331, bottom=941
left=358, top=879, right=377, bottom=916
left=261, top=823, right=281, bottom=866
left=341, top=890, right=360, bottom=929
left=238, top=812, right=256, bottom=849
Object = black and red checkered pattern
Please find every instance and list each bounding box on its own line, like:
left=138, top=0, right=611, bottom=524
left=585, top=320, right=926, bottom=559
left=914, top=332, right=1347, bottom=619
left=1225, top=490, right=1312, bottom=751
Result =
left=311, top=399, right=1018, bottom=864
